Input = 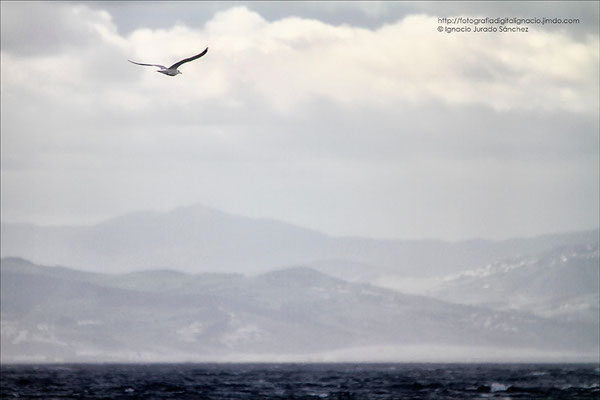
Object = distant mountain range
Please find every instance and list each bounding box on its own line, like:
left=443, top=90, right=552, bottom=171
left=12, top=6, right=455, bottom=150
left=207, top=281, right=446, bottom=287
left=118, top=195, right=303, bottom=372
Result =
left=2, top=205, right=597, bottom=362
left=2, top=258, right=597, bottom=363
left=2, top=204, right=597, bottom=277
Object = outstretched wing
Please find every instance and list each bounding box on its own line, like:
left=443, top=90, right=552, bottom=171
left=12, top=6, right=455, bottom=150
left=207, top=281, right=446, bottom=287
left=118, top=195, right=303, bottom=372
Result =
left=169, top=48, right=208, bottom=70
left=128, top=60, right=167, bottom=69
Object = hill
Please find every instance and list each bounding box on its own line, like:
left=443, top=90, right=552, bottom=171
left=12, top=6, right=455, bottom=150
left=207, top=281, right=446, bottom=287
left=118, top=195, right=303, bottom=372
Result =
left=1, top=258, right=597, bottom=363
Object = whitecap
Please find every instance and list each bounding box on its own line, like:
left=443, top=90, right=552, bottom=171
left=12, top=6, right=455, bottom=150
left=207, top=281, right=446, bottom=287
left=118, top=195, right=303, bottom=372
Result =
left=529, top=371, right=548, bottom=376
left=490, top=382, right=508, bottom=392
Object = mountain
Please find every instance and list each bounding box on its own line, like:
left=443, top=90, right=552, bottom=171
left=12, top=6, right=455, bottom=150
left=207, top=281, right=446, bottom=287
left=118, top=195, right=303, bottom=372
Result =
left=2, top=204, right=598, bottom=277
left=1, top=258, right=597, bottom=363
left=430, top=243, right=600, bottom=323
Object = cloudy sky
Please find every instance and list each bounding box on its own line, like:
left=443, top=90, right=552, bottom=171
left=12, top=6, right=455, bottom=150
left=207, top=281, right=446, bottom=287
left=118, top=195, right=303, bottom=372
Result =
left=1, top=1, right=598, bottom=241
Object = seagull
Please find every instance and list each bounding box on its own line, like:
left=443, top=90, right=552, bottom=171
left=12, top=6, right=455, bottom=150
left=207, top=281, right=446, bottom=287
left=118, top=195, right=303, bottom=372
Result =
left=128, top=47, right=208, bottom=76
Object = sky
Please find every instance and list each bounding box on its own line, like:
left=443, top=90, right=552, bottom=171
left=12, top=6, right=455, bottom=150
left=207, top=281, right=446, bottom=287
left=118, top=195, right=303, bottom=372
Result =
left=1, top=1, right=598, bottom=241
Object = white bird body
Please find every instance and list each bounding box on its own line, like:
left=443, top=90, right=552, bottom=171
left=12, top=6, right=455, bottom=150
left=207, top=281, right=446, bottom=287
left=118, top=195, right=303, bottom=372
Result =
left=129, top=48, right=208, bottom=76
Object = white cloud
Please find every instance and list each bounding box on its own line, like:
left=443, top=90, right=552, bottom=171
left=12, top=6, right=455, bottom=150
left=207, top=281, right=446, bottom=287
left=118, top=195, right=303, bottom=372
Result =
left=182, top=8, right=597, bottom=113
left=3, top=5, right=597, bottom=114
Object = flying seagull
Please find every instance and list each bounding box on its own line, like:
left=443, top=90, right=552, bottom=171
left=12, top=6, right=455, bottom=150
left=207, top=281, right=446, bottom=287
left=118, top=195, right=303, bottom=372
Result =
left=128, top=47, right=208, bottom=76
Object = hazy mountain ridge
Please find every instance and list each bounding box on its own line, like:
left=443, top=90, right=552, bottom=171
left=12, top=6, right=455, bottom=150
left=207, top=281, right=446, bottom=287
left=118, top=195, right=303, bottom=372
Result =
left=2, top=204, right=598, bottom=277
left=2, top=205, right=597, bottom=362
left=1, top=257, right=598, bottom=363
left=430, top=242, right=599, bottom=322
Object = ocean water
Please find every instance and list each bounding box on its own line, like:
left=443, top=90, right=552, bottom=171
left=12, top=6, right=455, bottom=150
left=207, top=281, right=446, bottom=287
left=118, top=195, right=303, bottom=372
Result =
left=1, top=363, right=598, bottom=399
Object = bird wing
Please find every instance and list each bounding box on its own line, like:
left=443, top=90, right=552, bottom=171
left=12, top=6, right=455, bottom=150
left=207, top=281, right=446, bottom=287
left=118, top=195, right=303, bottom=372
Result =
left=168, top=48, right=208, bottom=70
left=128, top=60, right=167, bottom=69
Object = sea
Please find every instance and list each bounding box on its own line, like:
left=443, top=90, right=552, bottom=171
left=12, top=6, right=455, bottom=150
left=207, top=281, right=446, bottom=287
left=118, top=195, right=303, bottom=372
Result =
left=1, top=363, right=599, bottom=399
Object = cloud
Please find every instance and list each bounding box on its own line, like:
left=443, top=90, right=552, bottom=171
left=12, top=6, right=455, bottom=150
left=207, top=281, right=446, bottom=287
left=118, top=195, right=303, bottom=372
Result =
left=0, top=2, right=122, bottom=56
left=1, top=3, right=598, bottom=240
left=3, top=5, right=597, bottom=114
left=189, top=7, right=597, bottom=114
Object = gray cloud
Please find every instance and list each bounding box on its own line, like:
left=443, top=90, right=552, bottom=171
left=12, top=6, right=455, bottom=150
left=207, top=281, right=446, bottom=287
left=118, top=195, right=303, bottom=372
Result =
left=87, top=1, right=418, bottom=34
left=1, top=2, right=115, bottom=56
left=86, top=1, right=599, bottom=38
left=83, top=1, right=600, bottom=40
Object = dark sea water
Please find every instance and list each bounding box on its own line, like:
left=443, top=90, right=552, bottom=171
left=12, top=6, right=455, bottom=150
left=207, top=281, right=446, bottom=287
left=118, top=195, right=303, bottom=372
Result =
left=1, top=363, right=599, bottom=399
